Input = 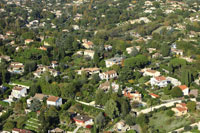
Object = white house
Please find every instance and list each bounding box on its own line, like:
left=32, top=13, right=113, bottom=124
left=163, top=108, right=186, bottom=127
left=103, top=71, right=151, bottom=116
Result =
left=73, top=115, right=93, bottom=128
left=8, top=62, right=24, bottom=74
left=123, top=88, right=142, bottom=101
left=84, top=50, right=95, bottom=59
left=99, top=81, right=120, bottom=92
left=11, top=86, right=27, bottom=99
left=166, top=77, right=181, bottom=86
left=142, top=68, right=160, bottom=77
left=99, top=70, right=118, bottom=80
left=77, top=68, right=100, bottom=75
left=51, top=61, right=58, bottom=69
left=178, top=85, right=189, bottom=95
left=150, top=76, right=168, bottom=87
left=25, top=39, right=34, bottom=44
left=82, top=41, right=94, bottom=49
left=47, top=96, right=62, bottom=107
left=105, top=57, right=123, bottom=68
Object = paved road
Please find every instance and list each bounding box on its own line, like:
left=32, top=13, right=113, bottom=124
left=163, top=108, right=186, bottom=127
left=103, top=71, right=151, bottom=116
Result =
left=134, top=99, right=182, bottom=115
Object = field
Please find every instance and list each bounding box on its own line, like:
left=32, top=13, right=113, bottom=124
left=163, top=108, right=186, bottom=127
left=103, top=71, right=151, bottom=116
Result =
left=149, top=110, right=190, bottom=132
left=24, top=117, right=41, bottom=132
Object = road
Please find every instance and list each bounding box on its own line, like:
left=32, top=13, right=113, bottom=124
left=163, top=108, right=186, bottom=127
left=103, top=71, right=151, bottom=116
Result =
left=75, top=100, right=105, bottom=111
left=134, top=99, right=182, bottom=115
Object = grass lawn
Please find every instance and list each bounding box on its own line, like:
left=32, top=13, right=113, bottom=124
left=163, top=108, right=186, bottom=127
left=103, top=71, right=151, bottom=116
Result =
left=25, top=117, right=41, bottom=132
left=149, top=110, right=190, bottom=132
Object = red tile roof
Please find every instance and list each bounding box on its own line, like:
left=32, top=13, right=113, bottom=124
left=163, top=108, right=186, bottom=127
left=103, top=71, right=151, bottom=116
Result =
left=47, top=96, right=59, bottom=102
left=178, top=85, right=188, bottom=90
left=149, top=93, right=160, bottom=98
left=12, top=128, right=32, bottom=133
left=176, top=107, right=187, bottom=112
left=155, top=76, right=166, bottom=81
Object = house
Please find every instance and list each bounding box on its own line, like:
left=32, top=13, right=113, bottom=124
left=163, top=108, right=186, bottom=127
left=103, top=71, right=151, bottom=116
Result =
left=99, top=70, right=118, bottom=80
left=47, top=96, right=62, bottom=107
left=105, top=57, right=123, bottom=68
left=126, top=47, right=135, bottom=54
left=84, top=50, right=95, bottom=59
left=171, top=48, right=183, bottom=56
left=104, top=45, right=112, bottom=51
left=12, top=128, right=32, bottom=133
left=152, top=53, right=162, bottom=58
left=11, top=86, right=27, bottom=99
left=178, top=85, right=189, bottom=95
left=77, top=68, right=100, bottom=75
left=99, top=81, right=120, bottom=92
left=123, top=88, right=142, bottom=101
left=150, top=76, right=168, bottom=87
left=49, top=128, right=65, bottom=133
left=149, top=93, right=160, bottom=98
left=147, top=48, right=156, bottom=53
left=166, top=77, right=181, bottom=86
left=82, top=40, right=94, bottom=49
left=8, top=62, right=24, bottom=74
left=115, top=120, right=130, bottom=132
left=189, top=89, right=198, bottom=97
left=172, top=103, right=188, bottom=116
left=6, top=31, right=14, bottom=36
left=25, top=39, right=34, bottom=44
left=27, top=93, right=46, bottom=107
left=73, top=115, right=93, bottom=128
left=51, top=61, right=58, bottom=69
left=142, top=68, right=161, bottom=77
left=0, top=55, right=11, bottom=62
left=38, top=46, right=47, bottom=51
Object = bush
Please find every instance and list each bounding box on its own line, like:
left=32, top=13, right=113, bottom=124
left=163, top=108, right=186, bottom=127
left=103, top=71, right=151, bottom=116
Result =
left=184, top=125, right=192, bottom=131
left=166, top=110, right=174, bottom=117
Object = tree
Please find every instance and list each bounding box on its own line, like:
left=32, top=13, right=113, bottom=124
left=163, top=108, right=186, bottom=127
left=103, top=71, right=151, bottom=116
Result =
left=3, top=121, right=15, bottom=131
left=166, top=110, right=174, bottom=117
left=30, top=99, right=42, bottom=112
left=130, top=47, right=138, bottom=57
left=24, top=61, right=37, bottom=74
left=171, top=87, right=183, bottom=98
left=104, top=99, right=119, bottom=119
left=125, top=114, right=136, bottom=126
left=93, top=52, right=100, bottom=66
left=161, top=44, right=170, bottom=57
left=186, top=101, right=196, bottom=112
left=95, top=112, right=105, bottom=129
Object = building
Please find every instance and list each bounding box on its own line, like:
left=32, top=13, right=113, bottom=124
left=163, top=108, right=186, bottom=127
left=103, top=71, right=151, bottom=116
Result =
left=82, top=41, right=94, bottom=49
left=150, top=76, right=168, bottom=87
left=123, top=88, right=142, bottom=101
left=99, top=70, right=118, bottom=80
left=149, top=93, right=160, bottom=98
left=105, top=57, right=123, bottom=68
left=142, top=68, right=161, bottom=77
left=51, top=61, right=58, bottom=69
left=189, top=89, right=198, bottom=97
left=178, top=85, right=189, bottom=95
left=166, top=77, right=181, bottom=86
left=147, top=48, right=156, bottom=53
left=8, top=62, right=24, bottom=74
left=99, top=81, right=120, bottom=92
left=104, top=45, right=112, bottom=51
left=126, top=47, right=135, bottom=54
left=172, top=103, right=188, bottom=116
left=77, top=68, right=100, bottom=75
left=47, top=96, right=62, bottom=107
left=25, top=39, right=34, bottom=44
left=84, top=50, right=95, bottom=59
left=11, top=86, right=27, bottom=99
left=152, top=53, right=162, bottom=58
left=12, top=128, right=32, bottom=133
left=171, top=48, right=183, bottom=56
left=49, top=128, right=65, bottom=133
left=73, top=115, right=93, bottom=128
left=0, top=55, right=11, bottom=62
left=27, top=93, right=46, bottom=107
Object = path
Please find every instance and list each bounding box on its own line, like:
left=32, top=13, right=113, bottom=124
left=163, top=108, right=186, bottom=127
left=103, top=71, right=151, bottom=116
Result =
left=73, top=126, right=81, bottom=133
